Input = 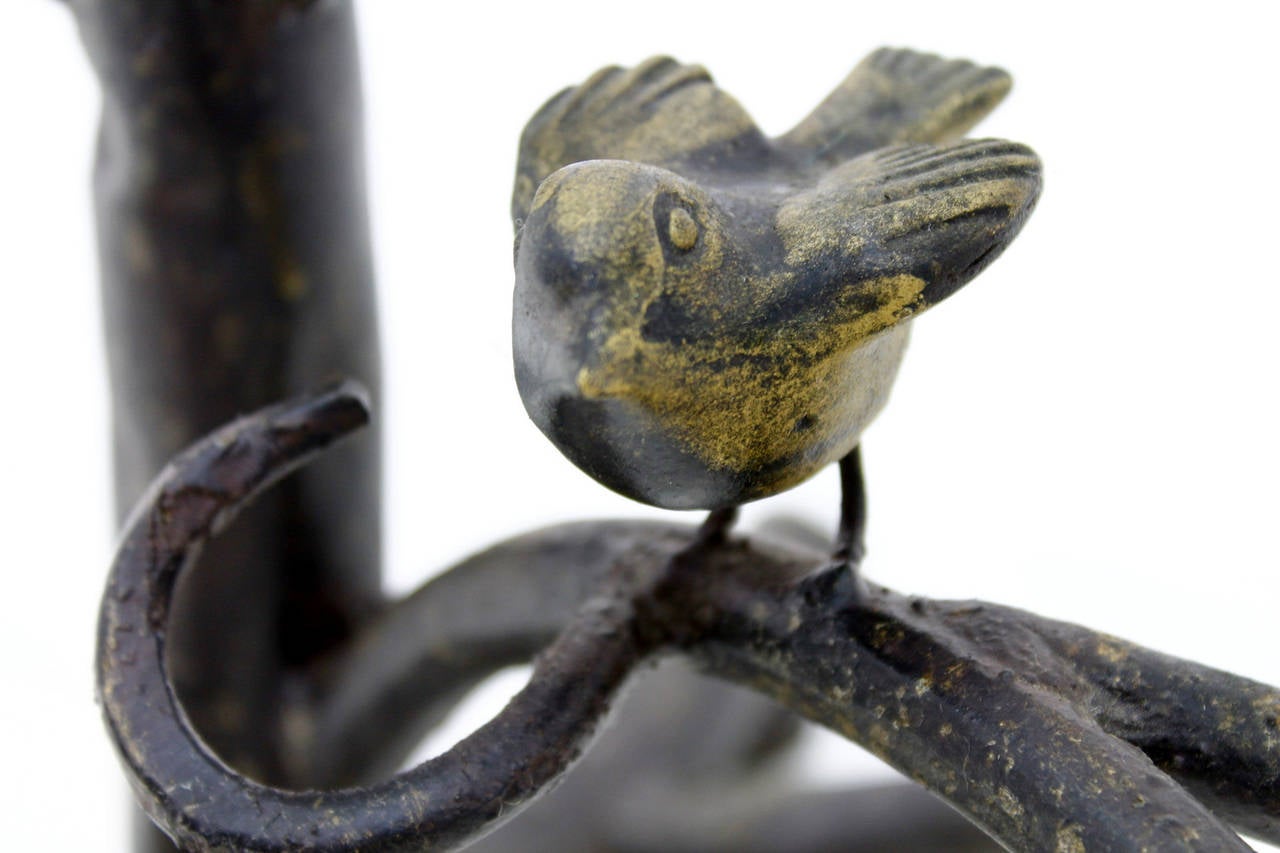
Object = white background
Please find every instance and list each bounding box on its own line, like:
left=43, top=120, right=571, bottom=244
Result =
left=3, top=1, right=1277, bottom=848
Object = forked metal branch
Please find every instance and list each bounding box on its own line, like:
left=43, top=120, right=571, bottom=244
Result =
left=98, top=386, right=1280, bottom=851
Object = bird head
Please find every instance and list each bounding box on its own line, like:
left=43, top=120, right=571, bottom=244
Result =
left=514, top=160, right=764, bottom=508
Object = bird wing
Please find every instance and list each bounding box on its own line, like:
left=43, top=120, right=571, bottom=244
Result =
left=777, top=48, right=1012, bottom=168
left=512, top=57, right=769, bottom=224
left=768, top=137, right=1040, bottom=332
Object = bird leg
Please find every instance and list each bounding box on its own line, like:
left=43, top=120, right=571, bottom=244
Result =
left=664, top=507, right=740, bottom=586
left=698, top=506, right=740, bottom=548
left=796, top=447, right=870, bottom=610
left=833, top=447, right=867, bottom=569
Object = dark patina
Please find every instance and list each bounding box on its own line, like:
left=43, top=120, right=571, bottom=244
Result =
left=67, top=5, right=1280, bottom=850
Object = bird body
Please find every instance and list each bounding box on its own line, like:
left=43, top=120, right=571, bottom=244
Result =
left=513, top=49, right=1041, bottom=509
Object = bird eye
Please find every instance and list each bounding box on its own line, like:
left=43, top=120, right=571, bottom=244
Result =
left=654, top=192, right=701, bottom=259
left=667, top=207, right=699, bottom=251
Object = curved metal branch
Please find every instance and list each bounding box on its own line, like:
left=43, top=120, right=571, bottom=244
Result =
left=1034, top=617, right=1280, bottom=842
left=98, top=385, right=654, bottom=851
left=99, top=390, right=1279, bottom=851
left=307, top=533, right=996, bottom=853
left=468, top=660, right=997, bottom=853
left=673, top=564, right=1263, bottom=851
left=299, top=520, right=691, bottom=786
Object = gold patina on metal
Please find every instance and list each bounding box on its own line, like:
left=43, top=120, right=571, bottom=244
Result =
left=512, top=49, right=1041, bottom=509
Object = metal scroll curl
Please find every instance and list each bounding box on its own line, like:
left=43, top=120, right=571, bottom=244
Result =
left=97, top=382, right=1280, bottom=851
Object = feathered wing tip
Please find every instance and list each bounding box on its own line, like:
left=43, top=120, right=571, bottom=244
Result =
left=512, top=57, right=766, bottom=224
left=852, top=137, right=1039, bottom=204
left=774, top=136, right=1041, bottom=336
left=778, top=47, right=1013, bottom=167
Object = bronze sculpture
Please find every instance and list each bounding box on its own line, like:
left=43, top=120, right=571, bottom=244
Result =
left=513, top=50, right=1040, bottom=508
left=66, top=4, right=1279, bottom=848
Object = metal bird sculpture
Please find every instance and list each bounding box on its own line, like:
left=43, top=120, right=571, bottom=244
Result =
left=512, top=48, right=1041, bottom=510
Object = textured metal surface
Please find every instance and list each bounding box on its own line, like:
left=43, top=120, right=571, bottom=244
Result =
left=71, top=9, right=1280, bottom=850
left=97, top=386, right=656, bottom=851
left=97, top=390, right=1278, bottom=850
left=72, top=0, right=382, bottom=785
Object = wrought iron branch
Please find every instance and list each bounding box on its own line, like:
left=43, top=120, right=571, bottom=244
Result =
left=100, top=384, right=654, bottom=851
left=98, top=387, right=1280, bottom=851
left=69, top=2, right=1280, bottom=850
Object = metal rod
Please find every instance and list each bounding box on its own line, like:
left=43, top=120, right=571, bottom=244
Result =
left=97, top=397, right=1275, bottom=851
left=70, top=0, right=382, bottom=782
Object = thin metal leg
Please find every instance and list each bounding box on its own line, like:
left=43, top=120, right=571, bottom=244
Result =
left=833, top=446, right=867, bottom=569
left=794, top=446, right=868, bottom=609
left=697, top=506, right=740, bottom=548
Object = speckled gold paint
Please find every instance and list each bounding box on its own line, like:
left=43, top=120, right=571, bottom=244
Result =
left=535, top=158, right=936, bottom=487
left=515, top=58, right=760, bottom=219
left=576, top=277, right=919, bottom=487
left=1055, top=825, right=1087, bottom=853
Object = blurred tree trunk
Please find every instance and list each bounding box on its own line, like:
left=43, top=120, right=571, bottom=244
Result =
left=68, top=1, right=382, bottom=846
